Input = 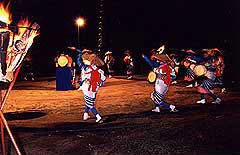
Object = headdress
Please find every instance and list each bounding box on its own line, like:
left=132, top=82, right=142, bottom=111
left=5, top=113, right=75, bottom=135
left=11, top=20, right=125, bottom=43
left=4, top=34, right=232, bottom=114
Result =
left=82, top=49, right=104, bottom=66
left=105, top=51, right=112, bottom=55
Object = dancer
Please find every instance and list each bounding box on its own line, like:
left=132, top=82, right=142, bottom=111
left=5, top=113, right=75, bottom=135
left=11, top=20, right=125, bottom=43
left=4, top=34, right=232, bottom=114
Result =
left=69, top=47, right=105, bottom=123
left=123, top=49, right=134, bottom=79
left=104, top=51, right=115, bottom=78
left=210, top=48, right=226, bottom=92
left=150, top=54, right=178, bottom=113
left=22, top=54, right=35, bottom=81
left=183, top=56, right=197, bottom=87
left=196, top=53, right=221, bottom=104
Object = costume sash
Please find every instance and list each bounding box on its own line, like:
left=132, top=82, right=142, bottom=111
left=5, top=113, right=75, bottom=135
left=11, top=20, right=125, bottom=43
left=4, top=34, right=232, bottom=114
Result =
left=86, top=65, right=101, bottom=92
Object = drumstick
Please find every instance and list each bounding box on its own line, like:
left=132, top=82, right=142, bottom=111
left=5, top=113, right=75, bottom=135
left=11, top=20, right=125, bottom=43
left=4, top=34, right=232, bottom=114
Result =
left=165, top=54, right=176, bottom=67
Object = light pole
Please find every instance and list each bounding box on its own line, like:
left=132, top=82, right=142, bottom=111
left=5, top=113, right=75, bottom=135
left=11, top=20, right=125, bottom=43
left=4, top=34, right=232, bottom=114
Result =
left=75, top=17, right=85, bottom=48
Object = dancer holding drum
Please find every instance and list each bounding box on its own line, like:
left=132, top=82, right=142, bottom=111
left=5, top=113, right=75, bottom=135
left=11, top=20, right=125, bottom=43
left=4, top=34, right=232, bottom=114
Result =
left=209, top=48, right=226, bottom=92
left=142, top=49, right=162, bottom=83
left=183, top=56, right=198, bottom=87
left=195, top=54, right=221, bottom=104
left=148, top=54, right=178, bottom=113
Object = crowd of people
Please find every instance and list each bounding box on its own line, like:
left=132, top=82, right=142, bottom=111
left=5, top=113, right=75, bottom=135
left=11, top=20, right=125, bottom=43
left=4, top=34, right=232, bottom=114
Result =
left=53, top=46, right=226, bottom=123
left=141, top=47, right=225, bottom=106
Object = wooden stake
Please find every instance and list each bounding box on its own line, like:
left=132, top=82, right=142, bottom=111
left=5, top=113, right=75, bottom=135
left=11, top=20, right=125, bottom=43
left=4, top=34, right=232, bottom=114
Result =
left=1, top=64, right=22, bottom=111
left=0, top=65, right=23, bottom=155
left=0, top=111, right=22, bottom=155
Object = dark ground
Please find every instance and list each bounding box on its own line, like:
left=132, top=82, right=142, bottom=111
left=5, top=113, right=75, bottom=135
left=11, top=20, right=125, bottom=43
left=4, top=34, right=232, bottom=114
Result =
left=0, top=76, right=240, bottom=155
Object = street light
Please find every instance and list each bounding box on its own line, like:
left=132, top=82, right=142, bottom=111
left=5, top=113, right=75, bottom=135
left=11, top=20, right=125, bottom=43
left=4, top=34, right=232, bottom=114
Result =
left=75, top=17, right=85, bottom=48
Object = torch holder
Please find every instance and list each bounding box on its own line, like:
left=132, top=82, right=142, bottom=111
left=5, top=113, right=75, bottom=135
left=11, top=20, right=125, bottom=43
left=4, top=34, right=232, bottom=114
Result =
left=0, top=65, right=22, bottom=155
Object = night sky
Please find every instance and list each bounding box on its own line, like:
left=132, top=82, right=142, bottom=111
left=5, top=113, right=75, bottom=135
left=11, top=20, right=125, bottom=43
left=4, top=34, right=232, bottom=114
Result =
left=2, top=0, right=239, bottom=78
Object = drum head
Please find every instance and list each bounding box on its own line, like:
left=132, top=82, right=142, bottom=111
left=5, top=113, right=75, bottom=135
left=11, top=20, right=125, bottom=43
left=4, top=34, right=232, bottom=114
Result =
left=147, top=71, right=156, bottom=83
left=194, top=65, right=207, bottom=76
left=58, top=56, right=68, bottom=67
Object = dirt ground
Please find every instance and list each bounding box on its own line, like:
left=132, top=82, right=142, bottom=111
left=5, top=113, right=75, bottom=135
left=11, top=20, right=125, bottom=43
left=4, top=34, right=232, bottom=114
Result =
left=1, top=75, right=240, bottom=155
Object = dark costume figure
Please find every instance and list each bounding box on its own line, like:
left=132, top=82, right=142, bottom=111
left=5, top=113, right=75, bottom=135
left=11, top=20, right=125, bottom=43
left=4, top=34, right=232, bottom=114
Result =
left=209, top=49, right=226, bottom=92
left=183, top=56, right=198, bottom=87
left=55, top=53, right=73, bottom=91
left=123, top=50, right=134, bottom=79
left=22, top=54, right=34, bottom=81
left=104, top=51, right=115, bottom=78
left=196, top=51, right=221, bottom=104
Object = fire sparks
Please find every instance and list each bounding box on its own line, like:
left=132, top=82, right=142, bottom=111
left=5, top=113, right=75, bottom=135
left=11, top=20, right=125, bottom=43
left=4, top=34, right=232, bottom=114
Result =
left=0, top=3, right=11, bottom=25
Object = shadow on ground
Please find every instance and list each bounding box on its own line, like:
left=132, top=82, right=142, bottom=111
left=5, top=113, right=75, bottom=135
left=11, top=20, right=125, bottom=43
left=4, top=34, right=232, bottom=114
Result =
left=5, top=111, right=46, bottom=121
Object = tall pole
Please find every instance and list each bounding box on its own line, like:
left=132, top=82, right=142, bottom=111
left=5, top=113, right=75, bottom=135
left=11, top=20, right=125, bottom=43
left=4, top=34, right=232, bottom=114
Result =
left=75, top=17, right=85, bottom=49
left=97, top=0, right=104, bottom=53
left=77, top=25, right=80, bottom=48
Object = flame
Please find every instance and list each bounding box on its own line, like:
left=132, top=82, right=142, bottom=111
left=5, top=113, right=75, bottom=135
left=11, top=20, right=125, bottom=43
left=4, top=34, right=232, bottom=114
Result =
left=157, top=45, right=165, bottom=54
left=0, top=3, right=11, bottom=24
left=15, top=18, right=31, bottom=40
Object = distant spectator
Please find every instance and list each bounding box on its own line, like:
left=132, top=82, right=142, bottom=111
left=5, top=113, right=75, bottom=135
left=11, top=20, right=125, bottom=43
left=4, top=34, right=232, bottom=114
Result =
left=104, top=51, right=115, bottom=78
left=123, top=49, right=134, bottom=79
left=22, top=54, right=35, bottom=81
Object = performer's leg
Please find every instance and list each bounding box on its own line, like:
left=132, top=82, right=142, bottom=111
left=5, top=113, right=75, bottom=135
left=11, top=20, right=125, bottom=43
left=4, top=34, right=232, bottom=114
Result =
left=83, top=92, right=102, bottom=122
left=186, top=79, right=198, bottom=87
left=196, top=93, right=206, bottom=104
left=83, top=106, right=90, bottom=120
left=217, top=76, right=226, bottom=92
left=90, top=107, right=102, bottom=123
left=84, top=106, right=90, bottom=113
left=160, top=101, right=178, bottom=112
left=208, top=93, right=217, bottom=100
left=90, top=107, right=98, bottom=116
left=83, top=93, right=94, bottom=121
left=152, top=103, right=160, bottom=112
left=127, top=65, right=133, bottom=79
left=151, top=90, right=178, bottom=112
left=208, top=93, right=221, bottom=104
left=200, top=93, right=205, bottom=100
left=83, top=96, right=100, bottom=116
left=159, top=101, right=170, bottom=108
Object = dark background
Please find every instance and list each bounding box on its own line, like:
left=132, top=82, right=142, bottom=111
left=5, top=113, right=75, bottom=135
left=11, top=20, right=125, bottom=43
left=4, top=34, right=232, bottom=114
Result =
left=2, top=0, right=239, bottom=80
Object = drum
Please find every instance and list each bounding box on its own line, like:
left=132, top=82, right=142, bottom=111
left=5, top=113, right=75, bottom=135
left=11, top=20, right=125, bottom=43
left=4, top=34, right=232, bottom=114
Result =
left=193, top=65, right=207, bottom=76
left=58, top=55, right=68, bottom=67
left=147, top=71, right=156, bottom=83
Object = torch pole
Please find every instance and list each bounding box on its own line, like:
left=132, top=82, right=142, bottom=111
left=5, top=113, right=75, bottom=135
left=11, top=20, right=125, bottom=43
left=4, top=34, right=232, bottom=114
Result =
left=0, top=65, right=23, bottom=155
left=0, top=111, right=22, bottom=155
left=0, top=90, right=6, bottom=155
left=1, top=64, right=22, bottom=111
left=1, top=121, right=6, bottom=155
